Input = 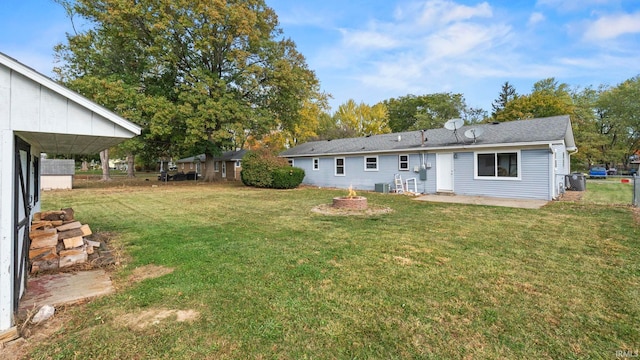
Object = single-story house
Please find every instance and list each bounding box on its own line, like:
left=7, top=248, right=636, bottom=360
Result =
left=280, top=115, right=577, bottom=201
left=40, top=159, right=75, bottom=190
left=176, top=149, right=247, bottom=181
left=0, top=52, right=141, bottom=337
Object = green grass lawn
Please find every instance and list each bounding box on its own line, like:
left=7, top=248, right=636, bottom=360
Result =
left=29, top=181, right=639, bottom=359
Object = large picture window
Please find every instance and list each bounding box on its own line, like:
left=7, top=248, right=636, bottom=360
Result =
left=476, top=152, right=519, bottom=178
left=364, top=156, right=378, bottom=171
left=335, top=157, right=345, bottom=176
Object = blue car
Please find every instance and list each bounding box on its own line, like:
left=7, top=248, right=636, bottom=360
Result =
left=589, top=166, right=607, bottom=179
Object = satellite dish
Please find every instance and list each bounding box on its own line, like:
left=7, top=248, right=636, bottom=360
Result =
left=464, top=127, right=484, bottom=143
left=444, top=118, right=464, bottom=130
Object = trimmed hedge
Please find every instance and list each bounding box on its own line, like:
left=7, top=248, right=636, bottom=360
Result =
left=271, top=167, right=305, bottom=189
left=241, top=150, right=304, bottom=189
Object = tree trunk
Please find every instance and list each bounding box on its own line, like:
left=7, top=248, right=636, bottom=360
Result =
left=127, top=153, right=135, bottom=178
left=100, top=149, right=111, bottom=181
left=203, top=154, right=216, bottom=182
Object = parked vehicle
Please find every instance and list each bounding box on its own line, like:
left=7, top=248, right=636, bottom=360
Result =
left=589, top=166, right=607, bottom=179
left=606, top=168, right=617, bottom=175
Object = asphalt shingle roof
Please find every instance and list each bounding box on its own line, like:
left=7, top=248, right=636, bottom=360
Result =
left=280, top=115, right=574, bottom=157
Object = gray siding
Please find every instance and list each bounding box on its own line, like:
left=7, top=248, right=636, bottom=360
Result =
left=453, top=149, right=551, bottom=200
left=295, top=153, right=435, bottom=192
left=291, top=149, right=552, bottom=200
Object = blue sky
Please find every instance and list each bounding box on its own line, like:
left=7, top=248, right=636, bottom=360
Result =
left=1, top=0, right=639, bottom=113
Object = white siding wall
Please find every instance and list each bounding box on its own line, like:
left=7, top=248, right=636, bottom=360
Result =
left=41, top=175, right=73, bottom=190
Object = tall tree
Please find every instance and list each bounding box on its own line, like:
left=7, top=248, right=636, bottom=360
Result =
left=595, top=75, right=640, bottom=169
left=55, top=0, right=322, bottom=181
left=491, top=81, right=518, bottom=119
left=493, top=78, right=574, bottom=122
left=332, top=99, right=391, bottom=137
left=384, top=93, right=468, bottom=132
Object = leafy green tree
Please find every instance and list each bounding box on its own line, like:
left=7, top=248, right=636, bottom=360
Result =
left=332, top=99, right=390, bottom=137
left=383, top=93, right=469, bottom=132
left=595, top=75, right=640, bottom=169
left=494, top=78, right=574, bottom=122
left=55, top=0, right=322, bottom=181
left=570, top=86, right=608, bottom=169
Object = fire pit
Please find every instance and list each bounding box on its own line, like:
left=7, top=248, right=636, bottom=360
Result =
left=332, top=196, right=368, bottom=210
left=332, top=185, right=368, bottom=210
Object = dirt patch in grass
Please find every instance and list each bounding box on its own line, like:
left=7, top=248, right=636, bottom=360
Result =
left=559, top=191, right=585, bottom=202
left=128, top=264, right=174, bottom=283
left=115, top=308, right=200, bottom=330
left=311, top=203, right=393, bottom=216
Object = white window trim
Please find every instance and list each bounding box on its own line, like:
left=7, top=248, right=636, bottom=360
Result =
left=335, top=157, right=346, bottom=176
left=214, top=161, right=219, bottom=172
left=398, top=154, right=409, bottom=171
left=364, top=155, right=379, bottom=172
left=235, top=160, right=241, bottom=168
left=312, top=157, right=319, bottom=171
left=288, top=159, right=294, bottom=167
left=474, top=150, right=521, bottom=180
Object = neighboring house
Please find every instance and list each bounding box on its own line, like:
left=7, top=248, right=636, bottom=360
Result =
left=41, top=159, right=75, bottom=190
left=280, top=115, right=577, bottom=201
left=176, top=150, right=247, bottom=181
left=0, top=52, right=141, bottom=337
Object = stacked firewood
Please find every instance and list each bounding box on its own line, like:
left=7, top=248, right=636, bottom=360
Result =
left=28, top=208, right=101, bottom=273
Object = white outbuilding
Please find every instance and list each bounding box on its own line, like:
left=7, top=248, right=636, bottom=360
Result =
left=0, top=52, right=141, bottom=338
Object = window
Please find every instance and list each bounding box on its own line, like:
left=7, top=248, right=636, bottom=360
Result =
left=288, top=159, right=294, bottom=167
left=335, top=157, right=345, bottom=176
left=214, top=161, right=219, bottom=172
left=476, top=152, right=519, bottom=178
left=364, top=156, right=378, bottom=171
left=313, top=158, right=319, bottom=171
left=399, top=154, right=409, bottom=171
left=235, top=160, right=241, bottom=168
left=33, top=157, right=39, bottom=202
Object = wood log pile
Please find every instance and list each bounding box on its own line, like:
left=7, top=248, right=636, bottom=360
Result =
left=28, top=208, right=103, bottom=273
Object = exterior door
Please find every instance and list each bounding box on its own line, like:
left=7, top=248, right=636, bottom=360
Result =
left=14, top=136, right=31, bottom=313
left=221, top=161, right=227, bottom=178
left=436, top=153, right=454, bottom=192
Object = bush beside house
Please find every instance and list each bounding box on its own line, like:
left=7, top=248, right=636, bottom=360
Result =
left=241, top=150, right=305, bottom=189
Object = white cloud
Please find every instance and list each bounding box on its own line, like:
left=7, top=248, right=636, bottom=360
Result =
left=528, top=12, right=546, bottom=26
left=340, top=29, right=400, bottom=50
left=583, top=12, right=640, bottom=40
left=413, top=0, right=493, bottom=27
left=425, top=23, right=511, bottom=59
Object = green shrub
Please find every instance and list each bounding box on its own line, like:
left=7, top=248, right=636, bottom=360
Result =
left=241, top=150, right=290, bottom=188
left=271, top=167, right=305, bottom=189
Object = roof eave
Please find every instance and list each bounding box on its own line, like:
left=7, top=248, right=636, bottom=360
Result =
left=0, top=52, right=141, bottom=136
left=281, top=140, right=563, bottom=158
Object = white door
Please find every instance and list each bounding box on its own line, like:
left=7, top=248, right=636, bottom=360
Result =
left=221, top=162, right=227, bottom=178
left=436, top=153, right=454, bottom=192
